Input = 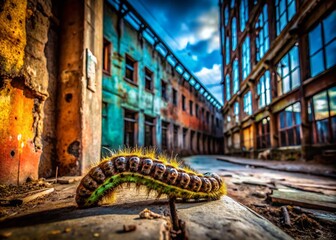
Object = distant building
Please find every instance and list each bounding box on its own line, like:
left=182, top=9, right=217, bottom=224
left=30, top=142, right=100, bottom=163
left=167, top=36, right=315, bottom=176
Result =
left=219, top=0, right=335, bottom=160
left=103, top=0, right=223, bottom=155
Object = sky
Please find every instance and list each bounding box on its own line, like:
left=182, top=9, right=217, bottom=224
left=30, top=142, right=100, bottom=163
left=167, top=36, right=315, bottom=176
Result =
left=128, top=0, right=223, bottom=104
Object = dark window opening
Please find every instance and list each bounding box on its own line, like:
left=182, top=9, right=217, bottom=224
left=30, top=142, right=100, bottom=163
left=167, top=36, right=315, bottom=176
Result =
left=161, top=80, right=167, bottom=100
left=162, top=121, right=169, bottom=150
left=257, top=117, right=271, bottom=149
left=173, top=88, right=178, bottom=106
left=173, top=125, right=179, bottom=149
left=182, top=95, right=186, bottom=111
left=125, top=55, right=136, bottom=82
left=144, top=115, right=155, bottom=147
left=189, top=100, right=193, bottom=115
left=124, top=110, right=137, bottom=147
left=279, top=102, right=301, bottom=146
left=145, top=68, right=153, bottom=91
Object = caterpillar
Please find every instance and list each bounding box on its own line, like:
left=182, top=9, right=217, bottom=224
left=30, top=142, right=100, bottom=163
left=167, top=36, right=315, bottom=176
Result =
left=75, top=149, right=226, bottom=208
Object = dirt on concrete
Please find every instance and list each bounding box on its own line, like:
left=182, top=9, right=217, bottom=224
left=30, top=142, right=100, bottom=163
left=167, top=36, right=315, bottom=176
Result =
left=226, top=180, right=336, bottom=240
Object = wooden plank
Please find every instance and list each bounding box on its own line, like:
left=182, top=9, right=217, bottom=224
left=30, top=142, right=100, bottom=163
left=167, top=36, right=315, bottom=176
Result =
left=269, top=189, right=336, bottom=211
left=22, top=188, right=54, bottom=204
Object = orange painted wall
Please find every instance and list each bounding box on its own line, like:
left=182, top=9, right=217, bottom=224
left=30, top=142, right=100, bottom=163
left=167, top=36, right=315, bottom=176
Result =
left=0, top=80, right=40, bottom=184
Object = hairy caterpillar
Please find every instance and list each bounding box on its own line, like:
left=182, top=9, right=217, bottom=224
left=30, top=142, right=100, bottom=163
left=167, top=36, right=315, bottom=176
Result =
left=76, top=149, right=226, bottom=208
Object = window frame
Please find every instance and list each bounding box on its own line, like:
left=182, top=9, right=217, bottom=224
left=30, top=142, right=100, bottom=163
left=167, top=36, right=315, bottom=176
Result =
left=125, top=54, right=137, bottom=84
left=124, top=109, right=138, bottom=147
left=257, top=70, right=271, bottom=109
left=144, top=67, right=154, bottom=92
left=255, top=4, right=270, bottom=62
left=103, top=38, right=111, bottom=75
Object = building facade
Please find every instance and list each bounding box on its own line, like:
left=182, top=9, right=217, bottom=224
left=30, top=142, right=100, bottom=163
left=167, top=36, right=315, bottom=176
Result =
left=102, top=0, right=223, bottom=155
left=219, top=0, right=335, bottom=160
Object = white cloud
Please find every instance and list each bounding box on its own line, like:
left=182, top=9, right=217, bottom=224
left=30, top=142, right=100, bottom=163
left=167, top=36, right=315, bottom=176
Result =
left=195, top=64, right=223, bottom=104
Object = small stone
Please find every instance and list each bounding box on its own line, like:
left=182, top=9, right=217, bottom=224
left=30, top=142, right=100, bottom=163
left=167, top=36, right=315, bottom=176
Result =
left=123, top=224, right=137, bottom=232
left=64, top=227, right=71, bottom=233
left=0, top=232, right=12, bottom=238
left=49, top=230, right=61, bottom=235
left=93, top=233, right=100, bottom=238
left=252, top=192, right=266, bottom=198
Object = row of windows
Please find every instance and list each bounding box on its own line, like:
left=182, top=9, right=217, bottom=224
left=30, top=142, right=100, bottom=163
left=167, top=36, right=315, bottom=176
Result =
left=227, top=85, right=336, bottom=149
left=103, top=46, right=219, bottom=111
left=225, top=11, right=336, bottom=108
left=123, top=109, right=220, bottom=151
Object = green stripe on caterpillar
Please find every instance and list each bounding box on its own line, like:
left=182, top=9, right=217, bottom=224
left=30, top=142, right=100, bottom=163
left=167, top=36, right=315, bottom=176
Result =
left=76, top=150, right=226, bottom=208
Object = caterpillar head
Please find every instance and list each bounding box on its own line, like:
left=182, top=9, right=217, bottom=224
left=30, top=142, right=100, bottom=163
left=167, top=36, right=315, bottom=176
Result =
left=100, top=160, right=115, bottom=176
left=115, top=157, right=127, bottom=172
left=154, top=163, right=166, bottom=180
left=90, top=167, right=106, bottom=183
left=141, top=158, right=153, bottom=175
left=129, top=157, right=141, bottom=172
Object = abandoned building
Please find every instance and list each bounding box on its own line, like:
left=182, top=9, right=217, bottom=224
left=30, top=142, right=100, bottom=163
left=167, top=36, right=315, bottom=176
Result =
left=219, top=0, right=336, bottom=160
left=0, top=0, right=223, bottom=185
left=102, top=0, right=223, bottom=156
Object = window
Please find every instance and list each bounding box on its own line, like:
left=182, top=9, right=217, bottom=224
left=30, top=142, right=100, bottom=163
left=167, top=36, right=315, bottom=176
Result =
left=255, top=5, right=269, bottom=62
left=226, top=74, right=231, bottom=101
left=161, top=121, right=169, bottom=150
left=124, top=110, right=137, bottom=147
left=233, top=132, right=240, bottom=149
left=243, top=126, right=253, bottom=150
left=242, top=37, right=251, bottom=80
left=234, top=101, right=239, bottom=123
left=233, top=59, right=239, bottom=94
left=103, top=38, right=111, bottom=74
left=225, top=36, right=230, bottom=64
left=275, top=0, right=296, bottom=35
left=257, top=117, right=271, bottom=149
left=173, top=125, right=179, bottom=149
left=243, top=91, right=252, bottom=116
left=173, top=88, right=178, bottom=106
left=189, top=100, right=193, bottom=115
left=232, top=18, right=237, bottom=50
left=310, top=86, right=336, bottom=144
left=183, top=128, right=188, bottom=149
left=277, top=45, right=300, bottom=95
left=308, top=11, right=336, bottom=77
left=257, top=70, right=271, bottom=108
left=279, top=102, right=301, bottom=146
left=240, top=0, right=248, bottom=32
left=230, top=0, right=235, bottom=9
left=190, top=130, right=195, bottom=151
left=206, top=111, right=210, bottom=124
left=161, top=80, right=167, bottom=100
left=224, top=6, right=229, bottom=26
left=201, top=108, right=205, bottom=121
left=144, top=115, right=155, bottom=147
left=182, top=95, right=186, bottom=111
left=125, top=55, right=136, bottom=82
left=196, top=104, right=199, bottom=117
left=144, top=68, right=153, bottom=91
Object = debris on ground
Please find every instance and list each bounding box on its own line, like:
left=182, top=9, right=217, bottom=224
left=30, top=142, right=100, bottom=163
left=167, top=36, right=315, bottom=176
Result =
left=139, top=208, right=165, bottom=219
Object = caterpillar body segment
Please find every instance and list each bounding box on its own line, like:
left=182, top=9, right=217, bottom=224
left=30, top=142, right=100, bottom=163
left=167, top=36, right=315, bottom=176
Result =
left=76, top=153, right=226, bottom=208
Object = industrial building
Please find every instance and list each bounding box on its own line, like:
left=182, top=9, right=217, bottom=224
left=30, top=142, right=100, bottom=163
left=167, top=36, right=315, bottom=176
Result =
left=102, top=0, right=223, bottom=155
left=219, top=0, right=335, bottom=160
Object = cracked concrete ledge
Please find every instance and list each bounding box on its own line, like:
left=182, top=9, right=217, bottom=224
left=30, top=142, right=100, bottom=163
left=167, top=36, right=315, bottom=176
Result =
left=0, top=187, right=291, bottom=240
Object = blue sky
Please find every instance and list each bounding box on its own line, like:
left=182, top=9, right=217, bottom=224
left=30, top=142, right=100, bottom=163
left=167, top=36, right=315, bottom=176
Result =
left=128, top=0, right=223, bottom=104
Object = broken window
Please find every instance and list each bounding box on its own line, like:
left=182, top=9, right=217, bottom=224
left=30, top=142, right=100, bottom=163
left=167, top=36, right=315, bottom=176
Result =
left=125, top=55, right=136, bottom=83
left=161, top=80, right=167, bottom=100
left=124, top=110, right=137, bottom=147
left=144, top=115, right=155, bottom=147
left=279, top=102, right=301, bottom=146
left=145, top=68, right=153, bottom=91
left=161, top=121, right=169, bottom=150
left=255, top=5, right=269, bottom=62
left=310, top=86, right=336, bottom=144
left=276, top=45, right=300, bottom=95
left=275, top=0, right=296, bottom=35
left=257, top=70, right=271, bottom=108
left=257, top=117, right=271, bottom=149
left=103, top=38, right=111, bottom=74
left=308, top=11, right=336, bottom=77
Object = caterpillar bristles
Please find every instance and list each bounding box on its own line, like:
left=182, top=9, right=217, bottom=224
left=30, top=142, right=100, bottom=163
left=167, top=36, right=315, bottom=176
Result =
left=76, top=148, right=226, bottom=208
